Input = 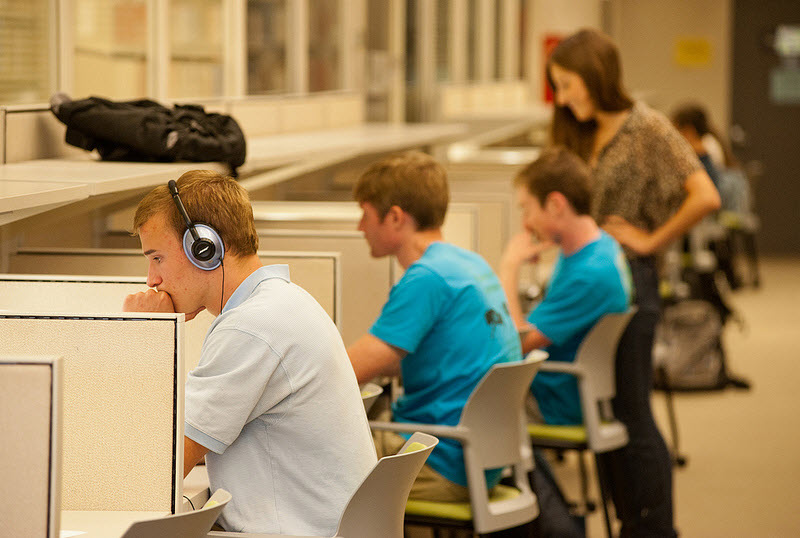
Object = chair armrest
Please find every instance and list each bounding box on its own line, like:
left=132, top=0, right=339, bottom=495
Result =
left=537, top=361, right=584, bottom=376
left=369, top=420, right=469, bottom=442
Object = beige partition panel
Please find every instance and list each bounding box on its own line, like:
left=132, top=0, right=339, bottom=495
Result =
left=0, top=314, right=183, bottom=513
left=258, top=230, right=392, bottom=346
left=3, top=108, right=86, bottom=163
left=445, top=170, right=556, bottom=284
left=446, top=163, right=524, bottom=239
left=0, top=276, right=210, bottom=379
left=0, top=108, right=5, bottom=163
left=251, top=201, right=479, bottom=253
left=7, top=248, right=340, bottom=326
left=0, top=275, right=148, bottom=313
left=449, top=188, right=513, bottom=271
left=0, top=356, right=62, bottom=538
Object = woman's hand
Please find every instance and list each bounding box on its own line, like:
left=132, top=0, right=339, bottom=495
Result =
left=603, top=215, right=656, bottom=255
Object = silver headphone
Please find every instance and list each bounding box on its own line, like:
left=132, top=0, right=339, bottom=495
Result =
left=168, top=180, right=224, bottom=270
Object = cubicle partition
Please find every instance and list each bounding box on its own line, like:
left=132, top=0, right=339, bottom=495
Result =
left=0, top=355, right=62, bottom=538
left=257, top=230, right=391, bottom=346
left=445, top=165, right=557, bottom=284
left=251, top=200, right=479, bottom=253
left=0, top=313, right=184, bottom=514
left=250, top=200, right=482, bottom=343
left=446, top=189, right=512, bottom=271
left=1, top=105, right=86, bottom=163
left=4, top=250, right=341, bottom=373
left=100, top=200, right=477, bottom=344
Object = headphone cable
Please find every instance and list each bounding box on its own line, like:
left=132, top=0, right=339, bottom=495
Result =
left=219, top=258, right=225, bottom=315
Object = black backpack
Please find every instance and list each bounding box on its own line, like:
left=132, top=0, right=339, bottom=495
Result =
left=653, top=300, right=728, bottom=390
left=51, top=95, right=246, bottom=175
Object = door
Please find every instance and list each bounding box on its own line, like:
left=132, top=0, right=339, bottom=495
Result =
left=731, top=0, right=800, bottom=255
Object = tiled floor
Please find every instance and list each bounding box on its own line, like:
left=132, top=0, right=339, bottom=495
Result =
left=564, top=256, right=800, bottom=537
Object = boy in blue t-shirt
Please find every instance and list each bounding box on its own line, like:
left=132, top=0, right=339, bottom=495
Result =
left=499, top=147, right=632, bottom=425
left=347, top=151, right=522, bottom=502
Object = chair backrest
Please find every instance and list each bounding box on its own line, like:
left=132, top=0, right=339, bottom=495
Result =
left=0, top=355, right=62, bottom=538
left=574, top=309, right=637, bottom=444
left=121, top=489, right=231, bottom=538
left=460, top=352, right=546, bottom=467
left=360, top=382, right=384, bottom=414
left=336, top=432, right=437, bottom=538
left=459, top=352, right=546, bottom=533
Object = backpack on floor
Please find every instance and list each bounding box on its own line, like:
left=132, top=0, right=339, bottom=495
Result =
left=652, top=300, right=728, bottom=391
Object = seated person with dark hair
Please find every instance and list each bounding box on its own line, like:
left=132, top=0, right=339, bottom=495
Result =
left=499, top=147, right=631, bottom=426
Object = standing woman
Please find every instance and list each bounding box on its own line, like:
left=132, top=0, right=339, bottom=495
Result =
left=546, top=29, right=720, bottom=537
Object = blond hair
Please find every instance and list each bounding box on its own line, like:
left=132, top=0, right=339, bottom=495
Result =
left=353, top=151, right=448, bottom=230
left=133, top=170, right=258, bottom=257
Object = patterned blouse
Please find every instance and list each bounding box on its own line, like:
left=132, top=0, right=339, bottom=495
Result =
left=591, top=102, right=702, bottom=248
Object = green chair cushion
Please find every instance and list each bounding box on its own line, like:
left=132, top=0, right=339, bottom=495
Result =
left=405, top=484, right=521, bottom=521
left=403, top=441, right=428, bottom=454
left=719, top=210, right=743, bottom=228
left=527, top=423, right=587, bottom=444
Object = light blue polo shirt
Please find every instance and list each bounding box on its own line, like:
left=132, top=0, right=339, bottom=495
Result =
left=528, top=232, right=632, bottom=425
left=370, top=243, right=522, bottom=488
left=185, top=265, right=376, bottom=535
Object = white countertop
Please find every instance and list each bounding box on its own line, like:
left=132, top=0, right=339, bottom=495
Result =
left=0, top=121, right=467, bottom=227
left=0, top=179, right=89, bottom=213
left=60, top=510, right=167, bottom=538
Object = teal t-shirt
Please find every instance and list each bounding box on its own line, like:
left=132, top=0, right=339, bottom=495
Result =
left=370, top=242, right=522, bottom=488
left=528, top=231, right=632, bottom=425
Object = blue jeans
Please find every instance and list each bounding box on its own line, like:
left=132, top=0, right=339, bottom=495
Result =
left=605, top=257, right=677, bottom=537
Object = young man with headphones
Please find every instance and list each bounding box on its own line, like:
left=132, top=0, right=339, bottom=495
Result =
left=122, top=170, right=376, bottom=535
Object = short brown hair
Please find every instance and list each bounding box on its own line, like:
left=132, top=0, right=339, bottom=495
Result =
left=133, top=170, right=259, bottom=256
left=353, top=151, right=449, bottom=230
left=514, top=147, right=592, bottom=215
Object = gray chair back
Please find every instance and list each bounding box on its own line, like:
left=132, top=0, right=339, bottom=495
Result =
left=336, top=432, right=437, bottom=538
left=460, top=353, right=546, bottom=533
left=121, top=489, right=231, bottom=538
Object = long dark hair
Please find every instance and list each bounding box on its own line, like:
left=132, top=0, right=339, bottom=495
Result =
left=671, top=103, right=739, bottom=168
left=547, top=29, right=633, bottom=162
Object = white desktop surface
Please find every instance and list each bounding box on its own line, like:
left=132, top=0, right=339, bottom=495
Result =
left=244, top=123, right=467, bottom=169
left=252, top=201, right=360, bottom=222
left=0, top=179, right=89, bottom=212
left=0, top=160, right=228, bottom=195
left=60, top=510, right=167, bottom=538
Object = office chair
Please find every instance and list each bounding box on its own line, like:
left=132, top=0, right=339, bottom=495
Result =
left=360, top=381, right=383, bottom=413
left=121, top=489, right=231, bottom=538
left=205, top=433, right=436, bottom=538
left=370, top=353, right=547, bottom=536
left=527, top=309, right=636, bottom=538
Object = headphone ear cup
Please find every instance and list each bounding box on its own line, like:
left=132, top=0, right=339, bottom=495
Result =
left=182, top=224, right=224, bottom=270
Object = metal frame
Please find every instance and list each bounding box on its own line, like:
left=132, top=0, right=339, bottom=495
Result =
left=14, top=0, right=529, bottom=108
left=0, top=354, right=63, bottom=538
left=41, top=0, right=359, bottom=103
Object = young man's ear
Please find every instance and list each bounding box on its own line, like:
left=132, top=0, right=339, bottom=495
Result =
left=544, top=192, right=568, bottom=215
left=385, top=205, right=406, bottom=229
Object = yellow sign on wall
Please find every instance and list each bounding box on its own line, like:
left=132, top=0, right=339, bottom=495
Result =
left=674, top=37, right=712, bottom=68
